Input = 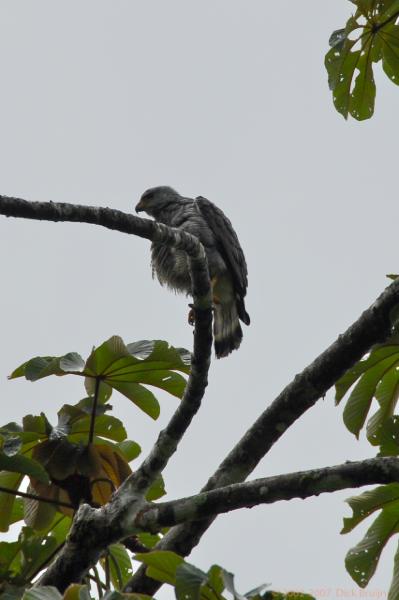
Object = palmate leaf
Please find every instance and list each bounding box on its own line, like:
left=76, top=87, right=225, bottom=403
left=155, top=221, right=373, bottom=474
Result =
left=335, top=342, right=399, bottom=437
left=346, top=505, right=399, bottom=587
left=10, top=336, right=191, bottom=421
left=325, top=0, right=399, bottom=120
left=342, top=484, right=399, bottom=588
left=9, top=353, right=85, bottom=382
left=0, top=472, right=24, bottom=532
left=1, top=403, right=140, bottom=517
left=388, top=540, right=399, bottom=600
left=104, top=544, right=133, bottom=590
left=84, top=337, right=190, bottom=419
left=0, top=452, right=49, bottom=484
left=342, top=483, right=399, bottom=533
left=378, top=415, right=399, bottom=455
left=366, top=369, right=399, bottom=444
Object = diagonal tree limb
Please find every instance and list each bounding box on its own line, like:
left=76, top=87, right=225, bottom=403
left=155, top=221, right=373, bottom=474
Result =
left=134, top=457, right=399, bottom=530
left=3, top=195, right=399, bottom=593
left=126, top=276, right=399, bottom=594
left=0, top=194, right=213, bottom=589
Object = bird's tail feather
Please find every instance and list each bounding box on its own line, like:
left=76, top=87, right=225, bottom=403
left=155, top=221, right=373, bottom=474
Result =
left=214, top=302, right=243, bottom=359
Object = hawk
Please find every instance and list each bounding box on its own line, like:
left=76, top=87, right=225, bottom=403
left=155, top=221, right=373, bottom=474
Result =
left=135, top=186, right=250, bottom=358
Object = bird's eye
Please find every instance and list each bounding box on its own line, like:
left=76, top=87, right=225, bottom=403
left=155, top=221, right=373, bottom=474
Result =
left=144, top=191, right=154, bottom=201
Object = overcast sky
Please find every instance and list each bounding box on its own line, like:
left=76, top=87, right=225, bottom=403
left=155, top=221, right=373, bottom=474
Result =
left=0, top=1, right=398, bottom=598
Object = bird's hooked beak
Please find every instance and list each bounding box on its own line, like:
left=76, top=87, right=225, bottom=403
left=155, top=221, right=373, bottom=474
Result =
left=135, top=199, right=146, bottom=214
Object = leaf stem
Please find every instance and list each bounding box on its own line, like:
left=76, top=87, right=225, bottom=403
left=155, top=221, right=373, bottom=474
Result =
left=91, top=566, right=106, bottom=596
left=104, top=550, right=111, bottom=590
left=0, top=485, right=74, bottom=509
left=88, top=377, right=101, bottom=446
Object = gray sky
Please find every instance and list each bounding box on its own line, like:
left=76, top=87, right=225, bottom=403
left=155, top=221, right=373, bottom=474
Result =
left=0, top=1, right=397, bottom=597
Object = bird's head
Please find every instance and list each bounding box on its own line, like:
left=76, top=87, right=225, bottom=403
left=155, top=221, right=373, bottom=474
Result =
left=135, top=186, right=180, bottom=218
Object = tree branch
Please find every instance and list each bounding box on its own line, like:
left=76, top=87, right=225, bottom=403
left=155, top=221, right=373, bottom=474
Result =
left=135, top=457, right=399, bottom=531
left=126, top=275, right=399, bottom=594
left=0, top=195, right=213, bottom=590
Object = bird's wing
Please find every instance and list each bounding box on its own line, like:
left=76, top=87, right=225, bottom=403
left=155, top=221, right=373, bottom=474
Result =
left=195, top=196, right=248, bottom=297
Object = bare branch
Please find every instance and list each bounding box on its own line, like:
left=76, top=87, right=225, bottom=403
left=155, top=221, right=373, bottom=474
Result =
left=135, top=457, right=399, bottom=530
left=126, top=276, right=399, bottom=594
left=0, top=195, right=213, bottom=590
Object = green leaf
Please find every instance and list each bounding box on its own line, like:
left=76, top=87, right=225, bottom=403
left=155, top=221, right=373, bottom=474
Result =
left=325, top=3, right=399, bottom=120
left=379, top=416, right=399, bottom=455
left=107, top=382, right=160, bottom=420
left=222, top=570, right=246, bottom=600
left=107, top=544, right=133, bottom=589
left=366, top=369, right=399, bottom=444
left=136, top=532, right=162, bottom=550
left=206, top=565, right=225, bottom=597
left=84, top=337, right=191, bottom=419
left=117, top=440, right=141, bottom=462
left=345, top=505, right=399, bottom=587
left=70, top=414, right=127, bottom=442
left=63, top=585, right=92, bottom=600
left=22, top=588, right=62, bottom=600
left=134, top=550, right=184, bottom=585
left=325, top=38, right=359, bottom=119
left=348, top=37, right=376, bottom=120
left=329, top=28, right=348, bottom=49
left=388, top=540, right=399, bottom=600
left=0, top=540, right=22, bottom=578
left=9, top=337, right=190, bottom=421
left=146, top=475, right=166, bottom=501
left=342, top=353, right=399, bottom=437
left=0, top=452, right=49, bottom=484
left=355, top=0, right=376, bottom=16
left=376, top=0, right=399, bottom=21
left=381, top=24, right=399, bottom=83
left=335, top=345, right=399, bottom=404
left=0, top=471, right=24, bottom=531
left=175, top=562, right=208, bottom=600
left=76, top=396, right=112, bottom=414
left=59, top=353, right=85, bottom=372
left=10, top=498, right=24, bottom=525
left=342, top=483, right=399, bottom=533
left=18, top=518, right=71, bottom=581
left=23, top=414, right=52, bottom=436
left=9, top=353, right=84, bottom=382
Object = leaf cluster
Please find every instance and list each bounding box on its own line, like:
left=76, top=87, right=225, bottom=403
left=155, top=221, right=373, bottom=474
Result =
left=335, top=324, right=399, bottom=596
left=325, top=0, right=399, bottom=120
left=0, top=336, right=190, bottom=593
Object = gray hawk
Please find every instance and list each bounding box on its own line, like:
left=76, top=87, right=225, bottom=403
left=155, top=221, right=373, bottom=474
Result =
left=135, top=186, right=250, bottom=358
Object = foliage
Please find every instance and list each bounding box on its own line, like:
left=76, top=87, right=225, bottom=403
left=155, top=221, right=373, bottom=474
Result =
left=0, top=336, right=189, bottom=595
left=134, top=551, right=314, bottom=600
left=335, top=323, right=399, bottom=596
left=326, top=0, right=399, bottom=120
left=0, top=333, right=316, bottom=599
